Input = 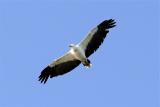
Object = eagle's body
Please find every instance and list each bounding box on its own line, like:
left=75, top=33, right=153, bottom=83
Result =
left=39, top=19, right=116, bottom=84
left=69, top=44, right=91, bottom=67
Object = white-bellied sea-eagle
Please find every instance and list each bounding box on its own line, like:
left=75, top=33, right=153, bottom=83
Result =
left=39, top=19, right=116, bottom=84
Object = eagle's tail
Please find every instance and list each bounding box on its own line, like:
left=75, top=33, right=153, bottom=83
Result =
left=83, top=59, right=92, bottom=68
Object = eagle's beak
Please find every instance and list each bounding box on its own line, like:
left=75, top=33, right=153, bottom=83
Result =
left=69, top=44, right=74, bottom=48
left=69, top=45, right=72, bottom=47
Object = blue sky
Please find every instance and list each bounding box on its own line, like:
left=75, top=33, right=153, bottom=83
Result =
left=0, top=0, right=159, bottom=107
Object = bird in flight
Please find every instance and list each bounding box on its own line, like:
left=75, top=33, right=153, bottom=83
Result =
left=39, top=19, right=116, bottom=84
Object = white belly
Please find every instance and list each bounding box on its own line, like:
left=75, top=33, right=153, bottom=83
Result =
left=70, top=46, right=86, bottom=61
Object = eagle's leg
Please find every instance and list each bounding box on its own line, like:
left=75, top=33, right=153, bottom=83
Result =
left=82, top=59, right=92, bottom=68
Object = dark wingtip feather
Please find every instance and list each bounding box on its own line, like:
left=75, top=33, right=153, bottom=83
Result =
left=85, top=19, right=116, bottom=57
left=38, top=66, right=51, bottom=84
left=98, top=19, right=116, bottom=29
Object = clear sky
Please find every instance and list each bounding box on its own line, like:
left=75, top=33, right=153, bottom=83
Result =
left=0, top=0, right=159, bottom=107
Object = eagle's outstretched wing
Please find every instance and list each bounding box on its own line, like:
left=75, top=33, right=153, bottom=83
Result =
left=79, top=19, right=116, bottom=57
left=39, top=52, right=81, bottom=84
left=39, top=19, right=116, bottom=84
